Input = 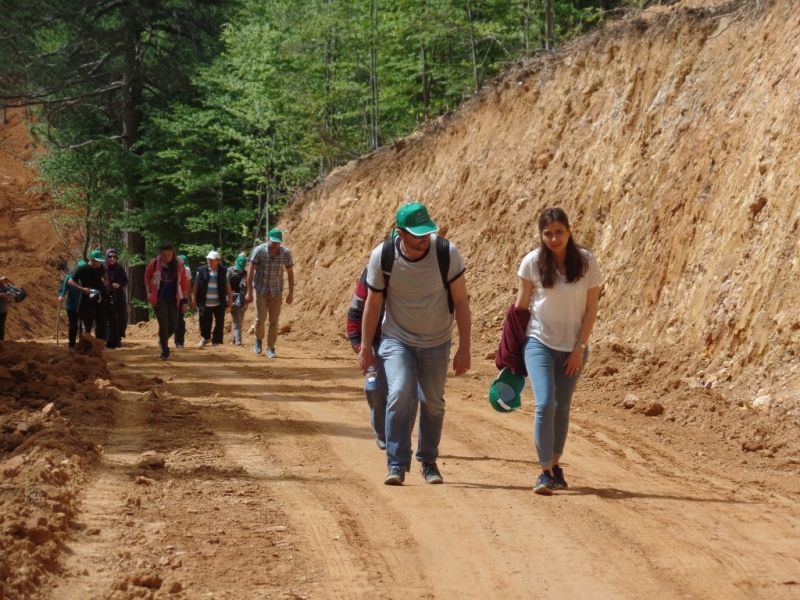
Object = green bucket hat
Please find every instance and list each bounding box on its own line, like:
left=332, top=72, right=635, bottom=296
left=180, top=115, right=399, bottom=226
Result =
left=268, top=228, right=283, bottom=242
left=396, top=203, right=438, bottom=236
left=488, top=368, right=525, bottom=413
left=89, top=250, right=105, bottom=262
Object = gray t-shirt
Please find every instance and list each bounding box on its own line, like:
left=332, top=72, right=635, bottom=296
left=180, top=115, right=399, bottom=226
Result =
left=366, top=235, right=466, bottom=347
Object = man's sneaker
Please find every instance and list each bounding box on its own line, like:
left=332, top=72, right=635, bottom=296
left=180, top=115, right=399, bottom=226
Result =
left=384, top=466, right=405, bottom=486
left=552, top=465, right=568, bottom=490
left=253, top=339, right=263, bottom=354
left=421, top=462, right=444, bottom=484
left=376, top=438, right=387, bottom=450
left=533, top=471, right=555, bottom=495
left=175, top=343, right=184, bottom=349
left=159, top=351, right=169, bottom=361
left=267, top=347, right=277, bottom=358
left=212, top=343, right=221, bottom=347
left=197, top=338, right=208, bottom=348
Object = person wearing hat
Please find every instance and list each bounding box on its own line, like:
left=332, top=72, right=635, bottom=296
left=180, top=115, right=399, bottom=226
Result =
left=227, top=253, right=249, bottom=346
left=67, top=250, right=109, bottom=343
left=145, top=240, right=190, bottom=360
left=192, top=250, right=233, bottom=347
left=58, top=261, right=87, bottom=349
left=514, top=207, right=603, bottom=495
left=174, top=254, right=192, bottom=348
left=245, top=228, right=294, bottom=358
left=104, top=248, right=129, bottom=349
left=359, top=202, right=472, bottom=486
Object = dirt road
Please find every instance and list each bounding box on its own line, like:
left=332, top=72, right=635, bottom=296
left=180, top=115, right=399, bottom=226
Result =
left=29, top=337, right=799, bottom=600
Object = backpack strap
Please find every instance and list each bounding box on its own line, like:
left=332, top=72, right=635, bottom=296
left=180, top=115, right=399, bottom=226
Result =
left=436, top=236, right=454, bottom=314
left=380, top=237, right=395, bottom=300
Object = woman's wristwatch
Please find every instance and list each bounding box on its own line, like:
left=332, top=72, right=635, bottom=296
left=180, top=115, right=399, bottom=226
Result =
left=576, top=342, right=587, bottom=350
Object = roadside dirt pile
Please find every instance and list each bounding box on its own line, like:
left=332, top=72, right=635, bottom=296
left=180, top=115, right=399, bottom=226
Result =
left=0, top=340, right=114, bottom=599
left=279, top=0, right=800, bottom=412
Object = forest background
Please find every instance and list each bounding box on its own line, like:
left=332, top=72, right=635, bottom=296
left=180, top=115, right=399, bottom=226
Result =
left=2, top=0, right=626, bottom=321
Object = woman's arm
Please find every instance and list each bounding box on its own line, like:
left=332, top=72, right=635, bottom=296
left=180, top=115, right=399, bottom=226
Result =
left=515, top=277, right=534, bottom=310
left=563, top=285, right=601, bottom=377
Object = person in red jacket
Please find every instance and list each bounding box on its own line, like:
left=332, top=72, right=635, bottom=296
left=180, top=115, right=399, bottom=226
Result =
left=145, top=241, right=190, bottom=361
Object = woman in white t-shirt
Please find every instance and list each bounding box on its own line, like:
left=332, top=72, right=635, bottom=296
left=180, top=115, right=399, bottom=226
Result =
left=516, top=207, right=603, bottom=495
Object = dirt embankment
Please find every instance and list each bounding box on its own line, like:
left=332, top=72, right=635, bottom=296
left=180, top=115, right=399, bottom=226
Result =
left=278, top=0, right=800, bottom=413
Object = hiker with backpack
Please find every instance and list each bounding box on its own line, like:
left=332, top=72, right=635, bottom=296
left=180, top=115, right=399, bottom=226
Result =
left=0, top=275, right=11, bottom=340
left=359, top=202, right=472, bottom=486
left=513, top=207, right=603, bottom=495
left=58, top=262, right=86, bottom=349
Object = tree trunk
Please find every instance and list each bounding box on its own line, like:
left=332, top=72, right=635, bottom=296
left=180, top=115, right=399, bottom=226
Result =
left=122, top=24, right=148, bottom=324
left=421, top=42, right=430, bottom=120
left=465, top=0, right=479, bottom=92
left=369, top=0, right=380, bottom=150
left=545, top=0, right=554, bottom=52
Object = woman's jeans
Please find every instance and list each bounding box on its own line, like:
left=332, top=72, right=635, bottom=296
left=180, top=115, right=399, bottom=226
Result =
left=154, top=298, right=179, bottom=353
left=523, top=337, right=588, bottom=467
left=379, top=337, right=450, bottom=471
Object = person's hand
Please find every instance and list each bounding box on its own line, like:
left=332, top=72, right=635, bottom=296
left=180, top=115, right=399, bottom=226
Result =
left=358, top=345, right=377, bottom=375
left=111, top=283, right=119, bottom=289
left=352, top=343, right=361, bottom=355
left=181, top=303, right=189, bottom=314
left=286, top=291, right=294, bottom=305
left=192, top=301, right=197, bottom=311
left=453, top=347, right=471, bottom=376
left=563, top=348, right=584, bottom=377
left=245, top=290, right=253, bottom=304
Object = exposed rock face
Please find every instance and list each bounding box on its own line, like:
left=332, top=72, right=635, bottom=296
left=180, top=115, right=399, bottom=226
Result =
left=279, top=0, right=800, bottom=405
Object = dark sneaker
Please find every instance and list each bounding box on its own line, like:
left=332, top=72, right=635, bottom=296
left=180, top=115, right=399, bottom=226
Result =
left=267, top=347, right=277, bottom=358
left=533, top=471, right=555, bottom=495
left=159, top=351, right=169, bottom=361
left=175, top=343, right=184, bottom=349
left=384, top=466, right=405, bottom=486
left=552, top=465, right=568, bottom=490
left=376, top=438, right=387, bottom=450
left=253, top=339, right=263, bottom=354
left=421, top=462, right=443, bottom=484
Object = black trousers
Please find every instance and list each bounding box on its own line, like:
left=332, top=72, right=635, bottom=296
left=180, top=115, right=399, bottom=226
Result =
left=199, top=304, right=226, bottom=344
left=154, top=298, right=179, bottom=353
left=0, top=312, right=6, bottom=340
left=67, top=308, right=80, bottom=347
left=175, top=311, right=186, bottom=345
left=78, top=298, right=107, bottom=341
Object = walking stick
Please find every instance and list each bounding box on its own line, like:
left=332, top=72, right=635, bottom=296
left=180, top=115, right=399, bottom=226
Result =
left=55, top=295, right=64, bottom=347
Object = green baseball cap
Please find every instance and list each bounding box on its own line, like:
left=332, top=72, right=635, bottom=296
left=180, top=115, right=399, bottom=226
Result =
left=89, top=250, right=105, bottom=262
left=396, top=203, right=438, bottom=236
left=235, top=255, right=247, bottom=269
left=488, top=368, right=525, bottom=413
left=268, top=228, right=283, bottom=242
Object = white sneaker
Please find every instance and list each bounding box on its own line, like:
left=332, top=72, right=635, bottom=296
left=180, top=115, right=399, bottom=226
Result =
left=197, top=338, right=208, bottom=348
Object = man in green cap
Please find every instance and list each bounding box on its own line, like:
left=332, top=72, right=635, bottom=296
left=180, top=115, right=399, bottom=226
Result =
left=359, top=202, right=472, bottom=486
left=67, top=249, right=109, bottom=343
left=245, top=228, right=295, bottom=357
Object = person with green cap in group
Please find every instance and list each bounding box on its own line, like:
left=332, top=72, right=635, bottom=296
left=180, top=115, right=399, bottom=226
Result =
left=58, top=260, right=86, bottom=349
left=245, top=228, right=294, bottom=358
left=174, top=254, right=192, bottom=348
left=359, top=202, right=472, bottom=486
left=67, top=249, right=109, bottom=343
left=227, top=253, right=249, bottom=346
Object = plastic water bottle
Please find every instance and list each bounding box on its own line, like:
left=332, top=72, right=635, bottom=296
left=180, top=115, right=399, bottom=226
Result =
left=365, top=367, right=377, bottom=392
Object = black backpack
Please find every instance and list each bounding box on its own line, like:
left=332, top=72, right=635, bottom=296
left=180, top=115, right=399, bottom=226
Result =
left=380, top=235, right=454, bottom=314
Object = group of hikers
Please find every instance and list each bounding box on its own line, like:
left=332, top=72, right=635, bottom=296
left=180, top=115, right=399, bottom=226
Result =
left=57, top=228, right=294, bottom=362
left=48, top=202, right=601, bottom=495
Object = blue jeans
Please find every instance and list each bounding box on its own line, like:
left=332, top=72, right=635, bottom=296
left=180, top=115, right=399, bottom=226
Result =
left=365, top=341, right=388, bottom=443
left=523, top=337, right=588, bottom=467
left=379, top=337, right=451, bottom=471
